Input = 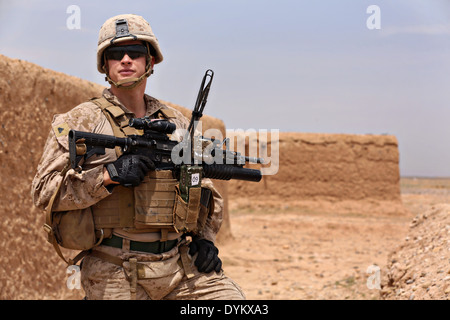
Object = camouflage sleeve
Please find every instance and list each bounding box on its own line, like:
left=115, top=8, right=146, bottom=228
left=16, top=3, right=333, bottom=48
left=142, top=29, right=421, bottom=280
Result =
left=31, top=102, right=114, bottom=212
left=163, top=105, right=224, bottom=243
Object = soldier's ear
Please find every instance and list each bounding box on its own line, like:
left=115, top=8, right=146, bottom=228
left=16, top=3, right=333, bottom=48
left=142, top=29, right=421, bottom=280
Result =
left=149, top=56, right=155, bottom=75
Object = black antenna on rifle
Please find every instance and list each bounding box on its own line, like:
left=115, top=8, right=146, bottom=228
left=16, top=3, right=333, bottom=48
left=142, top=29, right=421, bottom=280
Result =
left=185, top=69, right=214, bottom=157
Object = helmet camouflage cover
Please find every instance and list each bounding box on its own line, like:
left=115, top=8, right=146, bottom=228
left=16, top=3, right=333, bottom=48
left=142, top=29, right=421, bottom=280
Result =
left=97, top=14, right=163, bottom=74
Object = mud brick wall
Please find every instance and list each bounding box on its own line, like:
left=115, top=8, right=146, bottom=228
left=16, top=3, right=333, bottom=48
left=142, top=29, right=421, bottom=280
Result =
left=227, top=131, right=401, bottom=204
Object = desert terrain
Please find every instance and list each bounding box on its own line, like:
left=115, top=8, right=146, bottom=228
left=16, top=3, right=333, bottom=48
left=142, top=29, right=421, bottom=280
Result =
left=219, top=177, right=450, bottom=300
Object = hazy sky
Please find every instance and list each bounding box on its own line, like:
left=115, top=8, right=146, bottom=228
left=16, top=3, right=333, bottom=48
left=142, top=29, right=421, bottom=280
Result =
left=1, top=0, right=450, bottom=177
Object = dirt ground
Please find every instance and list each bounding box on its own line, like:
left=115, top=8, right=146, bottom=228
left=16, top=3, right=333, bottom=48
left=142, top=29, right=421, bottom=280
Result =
left=217, top=177, right=450, bottom=300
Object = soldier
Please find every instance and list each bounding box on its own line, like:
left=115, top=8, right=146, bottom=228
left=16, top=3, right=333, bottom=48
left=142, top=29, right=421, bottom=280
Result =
left=31, top=14, right=245, bottom=300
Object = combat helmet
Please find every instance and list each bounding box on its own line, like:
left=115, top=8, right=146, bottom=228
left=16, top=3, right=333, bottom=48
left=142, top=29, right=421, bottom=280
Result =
left=97, top=14, right=163, bottom=89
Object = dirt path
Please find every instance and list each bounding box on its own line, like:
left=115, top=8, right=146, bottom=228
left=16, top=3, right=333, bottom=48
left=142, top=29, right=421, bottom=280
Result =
left=218, top=178, right=450, bottom=300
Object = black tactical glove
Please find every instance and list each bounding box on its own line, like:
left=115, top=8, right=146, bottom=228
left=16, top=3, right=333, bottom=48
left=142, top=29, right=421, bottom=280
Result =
left=189, top=238, right=222, bottom=273
left=106, top=154, right=155, bottom=187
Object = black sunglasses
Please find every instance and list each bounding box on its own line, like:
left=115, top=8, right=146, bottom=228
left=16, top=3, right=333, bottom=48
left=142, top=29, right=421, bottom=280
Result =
left=104, top=45, right=148, bottom=61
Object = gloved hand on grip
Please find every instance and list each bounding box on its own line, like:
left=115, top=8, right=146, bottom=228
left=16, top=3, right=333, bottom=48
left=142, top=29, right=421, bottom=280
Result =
left=106, top=154, right=155, bottom=187
left=189, top=238, right=222, bottom=273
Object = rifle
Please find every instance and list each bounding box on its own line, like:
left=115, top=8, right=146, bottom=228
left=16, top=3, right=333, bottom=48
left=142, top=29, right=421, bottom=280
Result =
left=68, top=70, right=263, bottom=195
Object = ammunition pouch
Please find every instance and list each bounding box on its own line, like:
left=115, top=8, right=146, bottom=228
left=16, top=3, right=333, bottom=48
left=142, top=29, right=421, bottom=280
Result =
left=173, top=185, right=201, bottom=233
left=43, top=163, right=103, bottom=265
left=51, top=207, right=103, bottom=250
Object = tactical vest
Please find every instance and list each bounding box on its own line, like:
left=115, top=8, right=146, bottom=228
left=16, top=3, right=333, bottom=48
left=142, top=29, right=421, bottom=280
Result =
left=44, top=96, right=212, bottom=265
left=88, top=97, right=202, bottom=242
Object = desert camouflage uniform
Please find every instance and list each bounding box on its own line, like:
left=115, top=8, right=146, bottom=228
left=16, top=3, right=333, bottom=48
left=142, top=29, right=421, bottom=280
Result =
left=31, top=88, right=245, bottom=300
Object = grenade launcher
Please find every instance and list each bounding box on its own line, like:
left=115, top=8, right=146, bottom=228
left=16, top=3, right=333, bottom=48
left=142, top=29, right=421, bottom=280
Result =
left=68, top=70, right=263, bottom=193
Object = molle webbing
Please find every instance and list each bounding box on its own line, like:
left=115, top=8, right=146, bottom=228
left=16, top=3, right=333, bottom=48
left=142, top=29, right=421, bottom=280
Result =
left=92, top=185, right=135, bottom=228
left=134, top=170, right=177, bottom=229
left=173, top=187, right=201, bottom=233
left=91, top=170, right=178, bottom=234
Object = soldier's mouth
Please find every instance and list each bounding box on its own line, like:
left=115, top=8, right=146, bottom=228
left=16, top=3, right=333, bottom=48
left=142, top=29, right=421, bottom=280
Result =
left=119, top=69, right=135, bottom=76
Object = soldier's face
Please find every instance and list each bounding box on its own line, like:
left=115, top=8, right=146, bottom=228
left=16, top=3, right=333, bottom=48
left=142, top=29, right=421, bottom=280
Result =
left=106, top=40, right=152, bottom=86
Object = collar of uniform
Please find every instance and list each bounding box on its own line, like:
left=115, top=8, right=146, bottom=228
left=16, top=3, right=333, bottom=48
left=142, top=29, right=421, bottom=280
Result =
left=102, top=88, right=165, bottom=118
left=102, top=88, right=134, bottom=115
left=144, top=94, right=167, bottom=118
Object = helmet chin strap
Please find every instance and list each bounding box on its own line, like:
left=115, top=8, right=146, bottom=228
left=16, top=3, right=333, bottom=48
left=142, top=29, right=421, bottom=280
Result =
left=104, top=66, right=152, bottom=90
left=103, top=52, right=154, bottom=90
